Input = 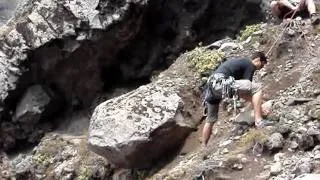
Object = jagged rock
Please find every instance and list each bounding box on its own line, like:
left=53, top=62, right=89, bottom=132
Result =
left=235, top=110, right=254, bottom=126
left=13, top=85, right=52, bottom=124
left=274, top=153, right=285, bottom=162
left=275, top=123, right=292, bottom=135
left=294, top=174, right=320, bottom=180
left=13, top=134, right=112, bottom=180
left=88, top=79, right=197, bottom=168
left=286, top=98, right=314, bottom=106
left=270, top=162, right=282, bottom=175
left=265, top=133, right=284, bottom=151
left=290, top=133, right=315, bottom=151
left=53, top=161, right=75, bottom=180
left=88, top=55, right=201, bottom=168
left=204, top=37, right=233, bottom=49
left=290, top=141, right=299, bottom=150
left=11, top=154, right=33, bottom=177
left=309, top=107, right=320, bottom=120
left=219, top=42, right=242, bottom=51
left=294, top=158, right=314, bottom=176
left=307, top=128, right=320, bottom=136
left=0, top=152, right=12, bottom=179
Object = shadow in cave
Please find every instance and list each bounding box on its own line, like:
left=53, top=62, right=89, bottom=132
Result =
left=100, top=63, right=151, bottom=92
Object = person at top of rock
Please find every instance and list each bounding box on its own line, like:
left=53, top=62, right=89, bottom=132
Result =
left=270, top=0, right=319, bottom=25
left=202, top=51, right=272, bottom=147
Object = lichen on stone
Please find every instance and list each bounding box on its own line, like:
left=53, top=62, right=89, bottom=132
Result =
left=186, top=46, right=225, bottom=75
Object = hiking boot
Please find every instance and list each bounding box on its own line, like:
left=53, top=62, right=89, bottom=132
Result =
left=255, top=119, right=274, bottom=128
left=311, top=14, right=320, bottom=25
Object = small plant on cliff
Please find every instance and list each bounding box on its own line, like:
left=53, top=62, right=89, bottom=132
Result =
left=33, top=152, right=53, bottom=166
left=78, top=166, right=93, bottom=180
left=239, top=129, right=269, bottom=146
left=239, top=23, right=262, bottom=41
left=228, top=129, right=270, bottom=156
left=187, top=45, right=225, bottom=75
left=33, top=137, right=68, bottom=170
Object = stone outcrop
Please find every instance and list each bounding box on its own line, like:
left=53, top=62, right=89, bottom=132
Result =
left=8, top=134, right=111, bottom=180
left=88, top=55, right=202, bottom=168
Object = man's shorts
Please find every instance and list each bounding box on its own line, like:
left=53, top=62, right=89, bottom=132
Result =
left=205, top=79, right=261, bottom=123
left=234, top=80, right=262, bottom=97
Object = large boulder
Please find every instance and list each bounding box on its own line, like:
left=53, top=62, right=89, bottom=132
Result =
left=88, top=55, right=202, bottom=168
left=13, top=85, right=54, bottom=124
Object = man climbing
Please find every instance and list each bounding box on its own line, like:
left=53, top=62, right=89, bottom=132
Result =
left=270, top=0, right=319, bottom=25
left=202, top=52, right=272, bottom=146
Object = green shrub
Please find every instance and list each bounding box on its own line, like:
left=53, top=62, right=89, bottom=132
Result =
left=239, top=24, right=261, bottom=41
left=187, top=46, right=225, bottom=75
left=78, top=166, right=93, bottom=180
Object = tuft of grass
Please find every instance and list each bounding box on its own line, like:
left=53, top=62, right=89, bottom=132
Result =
left=229, top=129, right=269, bottom=156
left=239, top=129, right=268, bottom=146
left=33, top=137, right=68, bottom=167
left=75, top=137, right=95, bottom=180
left=239, top=24, right=262, bottom=41
left=187, top=46, right=225, bottom=75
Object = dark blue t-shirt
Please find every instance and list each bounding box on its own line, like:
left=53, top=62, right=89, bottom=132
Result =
left=214, top=58, right=256, bottom=81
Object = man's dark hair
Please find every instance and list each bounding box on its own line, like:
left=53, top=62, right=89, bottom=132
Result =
left=252, top=51, right=267, bottom=62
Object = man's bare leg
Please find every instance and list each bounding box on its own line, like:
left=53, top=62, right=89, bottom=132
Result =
left=239, top=93, right=271, bottom=117
left=202, top=122, right=214, bottom=146
left=252, top=90, right=264, bottom=124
